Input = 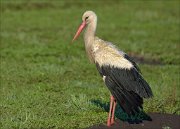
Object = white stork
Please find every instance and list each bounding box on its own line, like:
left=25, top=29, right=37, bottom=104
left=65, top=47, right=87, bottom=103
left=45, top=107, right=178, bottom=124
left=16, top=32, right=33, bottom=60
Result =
left=72, top=11, right=153, bottom=127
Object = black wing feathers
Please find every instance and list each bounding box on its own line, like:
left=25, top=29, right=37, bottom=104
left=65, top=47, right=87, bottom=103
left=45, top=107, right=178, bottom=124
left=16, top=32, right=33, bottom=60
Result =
left=111, top=67, right=153, bottom=98
left=105, top=76, right=143, bottom=115
left=96, top=63, right=153, bottom=115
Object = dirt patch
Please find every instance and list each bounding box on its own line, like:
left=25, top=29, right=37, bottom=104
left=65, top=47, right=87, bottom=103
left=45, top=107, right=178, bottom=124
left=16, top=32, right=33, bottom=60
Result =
left=87, top=113, right=180, bottom=129
left=128, top=52, right=163, bottom=65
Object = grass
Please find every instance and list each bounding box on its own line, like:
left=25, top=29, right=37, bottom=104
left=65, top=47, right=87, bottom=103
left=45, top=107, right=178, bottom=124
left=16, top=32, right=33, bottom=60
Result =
left=0, top=0, right=180, bottom=129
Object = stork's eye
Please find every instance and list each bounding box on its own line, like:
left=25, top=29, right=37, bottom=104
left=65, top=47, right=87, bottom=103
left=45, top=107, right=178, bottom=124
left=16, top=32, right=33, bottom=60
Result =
left=85, top=16, right=89, bottom=20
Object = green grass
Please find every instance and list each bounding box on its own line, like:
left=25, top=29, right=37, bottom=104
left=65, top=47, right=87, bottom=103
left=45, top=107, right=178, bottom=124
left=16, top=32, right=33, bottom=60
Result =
left=0, top=0, right=180, bottom=129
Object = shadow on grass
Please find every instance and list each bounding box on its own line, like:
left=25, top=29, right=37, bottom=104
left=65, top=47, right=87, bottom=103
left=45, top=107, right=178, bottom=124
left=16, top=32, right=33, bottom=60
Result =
left=91, top=99, right=152, bottom=124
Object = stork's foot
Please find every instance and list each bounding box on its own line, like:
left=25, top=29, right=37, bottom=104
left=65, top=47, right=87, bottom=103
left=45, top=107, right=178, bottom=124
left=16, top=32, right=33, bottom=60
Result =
left=111, top=118, right=115, bottom=125
left=107, top=118, right=115, bottom=126
left=107, top=118, right=111, bottom=127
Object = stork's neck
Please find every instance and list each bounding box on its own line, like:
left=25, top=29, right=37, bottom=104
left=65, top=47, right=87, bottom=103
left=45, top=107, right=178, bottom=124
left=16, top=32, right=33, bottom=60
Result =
left=84, top=19, right=97, bottom=62
left=84, top=21, right=97, bottom=43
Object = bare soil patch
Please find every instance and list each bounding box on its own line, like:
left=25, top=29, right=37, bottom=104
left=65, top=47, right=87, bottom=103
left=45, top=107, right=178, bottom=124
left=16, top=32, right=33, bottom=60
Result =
left=87, top=113, right=180, bottom=129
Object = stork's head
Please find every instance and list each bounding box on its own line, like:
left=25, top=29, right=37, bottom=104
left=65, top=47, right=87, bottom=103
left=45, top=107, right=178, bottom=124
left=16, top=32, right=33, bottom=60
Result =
left=82, top=11, right=97, bottom=25
left=72, top=11, right=97, bottom=42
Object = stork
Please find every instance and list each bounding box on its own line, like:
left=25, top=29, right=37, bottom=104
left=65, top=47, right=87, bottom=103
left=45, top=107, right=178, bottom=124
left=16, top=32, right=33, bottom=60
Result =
left=72, top=11, right=153, bottom=127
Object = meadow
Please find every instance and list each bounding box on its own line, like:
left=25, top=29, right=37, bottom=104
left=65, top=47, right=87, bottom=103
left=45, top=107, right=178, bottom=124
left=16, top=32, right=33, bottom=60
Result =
left=0, top=0, right=179, bottom=129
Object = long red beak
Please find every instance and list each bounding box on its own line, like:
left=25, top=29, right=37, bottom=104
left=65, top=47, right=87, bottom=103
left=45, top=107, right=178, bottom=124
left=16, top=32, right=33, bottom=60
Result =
left=72, top=21, right=86, bottom=42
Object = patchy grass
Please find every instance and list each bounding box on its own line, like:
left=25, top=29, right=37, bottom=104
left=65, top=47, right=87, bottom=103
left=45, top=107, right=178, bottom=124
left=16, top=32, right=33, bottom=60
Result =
left=0, top=0, right=179, bottom=129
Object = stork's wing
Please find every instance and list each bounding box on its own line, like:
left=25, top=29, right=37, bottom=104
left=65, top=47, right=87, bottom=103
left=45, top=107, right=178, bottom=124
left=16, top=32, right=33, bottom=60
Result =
left=96, top=63, right=153, bottom=115
left=93, top=38, right=153, bottom=114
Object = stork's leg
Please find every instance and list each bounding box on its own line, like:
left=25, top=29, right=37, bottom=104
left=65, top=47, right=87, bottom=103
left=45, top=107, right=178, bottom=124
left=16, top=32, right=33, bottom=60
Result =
left=111, top=100, right=117, bottom=124
left=107, top=95, right=114, bottom=127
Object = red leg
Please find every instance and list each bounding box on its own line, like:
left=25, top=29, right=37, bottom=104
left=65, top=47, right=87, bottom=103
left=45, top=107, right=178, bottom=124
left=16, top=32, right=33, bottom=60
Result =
left=111, top=100, right=117, bottom=125
left=107, top=95, right=114, bottom=127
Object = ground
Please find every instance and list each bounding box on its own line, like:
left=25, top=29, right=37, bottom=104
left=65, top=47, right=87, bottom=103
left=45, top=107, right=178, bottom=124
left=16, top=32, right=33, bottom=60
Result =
left=0, top=0, right=180, bottom=129
left=88, top=113, right=180, bottom=129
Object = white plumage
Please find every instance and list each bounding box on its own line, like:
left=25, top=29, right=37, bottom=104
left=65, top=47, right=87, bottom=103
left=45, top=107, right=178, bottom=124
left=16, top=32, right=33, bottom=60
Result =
left=93, top=37, right=134, bottom=69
